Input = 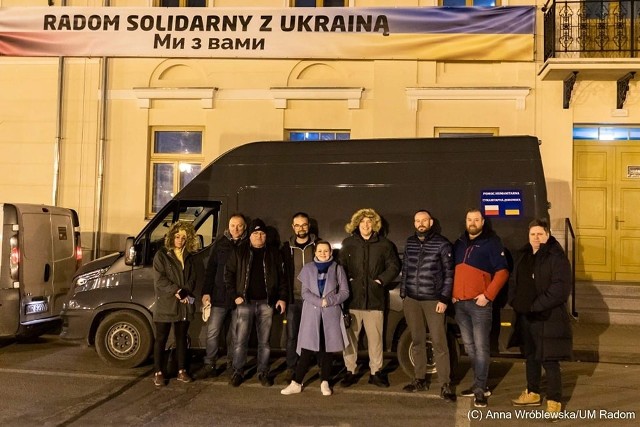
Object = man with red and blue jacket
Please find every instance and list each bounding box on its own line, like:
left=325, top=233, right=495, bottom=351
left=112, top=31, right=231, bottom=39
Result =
left=452, top=208, right=509, bottom=408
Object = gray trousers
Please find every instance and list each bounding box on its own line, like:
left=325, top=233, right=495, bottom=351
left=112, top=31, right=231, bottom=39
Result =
left=343, top=309, right=384, bottom=375
left=403, top=297, right=451, bottom=385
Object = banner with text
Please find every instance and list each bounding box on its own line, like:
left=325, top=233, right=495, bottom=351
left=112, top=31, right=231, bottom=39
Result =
left=0, top=6, right=535, bottom=60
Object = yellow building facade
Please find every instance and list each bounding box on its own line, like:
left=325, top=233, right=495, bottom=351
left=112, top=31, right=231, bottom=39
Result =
left=1, top=0, right=639, bottom=282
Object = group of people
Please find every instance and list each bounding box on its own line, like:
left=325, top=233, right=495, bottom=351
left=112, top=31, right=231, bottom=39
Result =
left=150, top=207, right=572, bottom=417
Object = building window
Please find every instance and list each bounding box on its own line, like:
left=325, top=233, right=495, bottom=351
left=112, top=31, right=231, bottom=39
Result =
left=435, top=127, right=498, bottom=137
left=156, top=0, right=207, bottom=7
left=441, top=0, right=499, bottom=6
left=574, top=125, right=640, bottom=141
left=287, top=130, right=350, bottom=141
left=292, top=0, right=347, bottom=7
left=149, top=129, right=203, bottom=215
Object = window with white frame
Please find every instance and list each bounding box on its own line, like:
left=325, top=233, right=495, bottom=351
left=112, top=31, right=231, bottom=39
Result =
left=292, top=0, right=347, bottom=7
left=149, top=129, right=204, bottom=216
left=156, top=0, right=207, bottom=7
left=435, top=127, right=498, bottom=138
left=287, top=130, right=350, bottom=141
left=441, top=0, right=500, bottom=6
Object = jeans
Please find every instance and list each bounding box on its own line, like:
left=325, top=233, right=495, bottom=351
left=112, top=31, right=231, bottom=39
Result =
left=403, top=297, right=451, bottom=384
left=286, top=302, right=303, bottom=370
left=520, top=314, right=563, bottom=402
left=454, top=299, right=492, bottom=395
left=232, top=300, right=273, bottom=376
left=204, top=306, right=234, bottom=366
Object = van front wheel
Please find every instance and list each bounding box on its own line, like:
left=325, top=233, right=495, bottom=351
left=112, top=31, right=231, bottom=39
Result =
left=95, top=311, right=153, bottom=368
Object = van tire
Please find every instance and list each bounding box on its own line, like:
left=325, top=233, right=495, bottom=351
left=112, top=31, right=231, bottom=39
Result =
left=397, top=327, right=459, bottom=379
left=95, top=311, right=153, bottom=369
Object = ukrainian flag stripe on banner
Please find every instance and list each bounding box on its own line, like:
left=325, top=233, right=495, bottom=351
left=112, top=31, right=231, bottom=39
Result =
left=376, top=6, right=535, bottom=35
left=0, top=6, right=535, bottom=60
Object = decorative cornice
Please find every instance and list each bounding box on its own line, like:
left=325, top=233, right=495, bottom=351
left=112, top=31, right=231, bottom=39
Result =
left=405, top=87, right=531, bottom=111
left=270, top=87, right=364, bottom=109
left=132, top=87, right=217, bottom=109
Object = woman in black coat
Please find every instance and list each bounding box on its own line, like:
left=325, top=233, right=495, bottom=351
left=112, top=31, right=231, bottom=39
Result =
left=152, top=220, right=198, bottom=386
left=508, top=218, right=572, bottom=417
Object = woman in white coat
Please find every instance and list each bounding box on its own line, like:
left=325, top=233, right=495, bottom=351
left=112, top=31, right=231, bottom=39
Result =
left=281, top=240, right=349, bottom=396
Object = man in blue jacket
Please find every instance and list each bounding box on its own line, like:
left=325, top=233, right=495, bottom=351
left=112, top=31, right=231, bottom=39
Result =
left=400, top=210, right=456, bottom=402
left=452, top=208, right=509, bottom=408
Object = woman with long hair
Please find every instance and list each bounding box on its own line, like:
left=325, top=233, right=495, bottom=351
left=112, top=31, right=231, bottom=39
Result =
left=152, top=220, right=199, bottom=386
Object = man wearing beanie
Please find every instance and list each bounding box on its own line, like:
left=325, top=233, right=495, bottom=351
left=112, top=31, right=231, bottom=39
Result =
left=225, top=218, right=288, bottom=387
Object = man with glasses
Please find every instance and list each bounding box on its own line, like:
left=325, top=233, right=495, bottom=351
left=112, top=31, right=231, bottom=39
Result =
left=280, top=212, right=318, bottom=383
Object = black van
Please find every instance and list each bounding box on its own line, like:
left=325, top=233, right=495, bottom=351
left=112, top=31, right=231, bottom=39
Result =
left=60, top=136, right=549, bottom=373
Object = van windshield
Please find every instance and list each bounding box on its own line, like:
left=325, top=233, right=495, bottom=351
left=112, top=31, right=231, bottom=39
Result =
left=146, top=202, right=220, bottom=263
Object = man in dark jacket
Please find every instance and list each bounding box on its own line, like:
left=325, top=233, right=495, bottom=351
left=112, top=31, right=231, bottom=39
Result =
left=400, top=210, right=456, bottom=401
left=280, top=212, right=318, bottom=382
left=452, top=208, right=509, bottom=408
left=225, top=218, right=288, bottom=387
left=195, top=213, right=247, bottom=379
left=508, top=218, right=572, bottom=418
left=338, top=208, right=400, bottom=388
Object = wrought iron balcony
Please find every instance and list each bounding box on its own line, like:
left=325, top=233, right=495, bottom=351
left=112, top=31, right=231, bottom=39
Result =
left=544, top=0, right=640, bottom=60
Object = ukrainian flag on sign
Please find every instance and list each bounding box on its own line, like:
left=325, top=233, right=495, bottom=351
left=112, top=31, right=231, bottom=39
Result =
left=373, top=6, right=536, bottom=61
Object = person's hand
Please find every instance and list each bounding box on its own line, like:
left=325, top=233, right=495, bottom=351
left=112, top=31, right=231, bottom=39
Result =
left=275, top=300, right=287, bottom=315
left=321, top=298, right=328, bottom=308
left=474, top=294, right=490, bottom=307
left=374, top=279, right=382, bottom=285
left=435, top=302, right=447, bottom=313
left=235, top=296, right=244, bottom=305
left=180, top=298, right=189, bottom=304
left=202, top=295, right=211, bottom=306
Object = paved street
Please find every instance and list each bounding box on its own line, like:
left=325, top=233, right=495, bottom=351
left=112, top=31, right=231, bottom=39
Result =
left=0, top=335, right=638, bottom=427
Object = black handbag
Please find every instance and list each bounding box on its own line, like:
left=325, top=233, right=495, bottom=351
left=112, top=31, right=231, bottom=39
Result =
left=341, top=305, right=351, bottom=329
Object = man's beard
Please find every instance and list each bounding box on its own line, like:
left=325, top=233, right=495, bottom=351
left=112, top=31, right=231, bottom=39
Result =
left=467, top=225, right=481, bottom=236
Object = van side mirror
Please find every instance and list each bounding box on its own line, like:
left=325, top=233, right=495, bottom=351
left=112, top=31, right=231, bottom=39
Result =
left=124, top=237, right=137, bottom=266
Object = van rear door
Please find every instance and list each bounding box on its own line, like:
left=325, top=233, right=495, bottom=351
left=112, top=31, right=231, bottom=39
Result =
left=20, top=206, right=76, bottom=323
left=50, top=210, right=77, bottom=315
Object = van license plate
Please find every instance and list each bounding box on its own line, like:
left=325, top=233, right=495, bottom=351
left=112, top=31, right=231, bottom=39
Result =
left=25, top=301, right=48, bottom=315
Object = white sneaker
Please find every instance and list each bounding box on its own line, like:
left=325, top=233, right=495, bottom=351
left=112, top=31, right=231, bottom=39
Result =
left=281, top=381, right=302, bottom=395
left=321, top=381, right=332, bottom=396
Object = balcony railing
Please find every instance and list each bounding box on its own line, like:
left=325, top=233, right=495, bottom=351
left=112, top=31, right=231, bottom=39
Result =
left=544, top=0, right=640, bottom=60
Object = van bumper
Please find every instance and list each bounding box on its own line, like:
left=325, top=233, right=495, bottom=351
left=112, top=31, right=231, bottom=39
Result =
left=60, top=308, right=93, bottom=343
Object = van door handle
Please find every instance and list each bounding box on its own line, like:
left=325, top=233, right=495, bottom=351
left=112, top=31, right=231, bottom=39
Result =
left=615, top=216, right=625, bottom=230
left=44, top=264, right=51, bottom=282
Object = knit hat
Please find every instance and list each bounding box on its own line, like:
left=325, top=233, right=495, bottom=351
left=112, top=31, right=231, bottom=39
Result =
left=248, top=218, right=267, bottom=234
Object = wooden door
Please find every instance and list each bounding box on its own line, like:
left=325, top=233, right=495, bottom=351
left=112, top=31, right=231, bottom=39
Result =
left=574, top=142, right=640, bottom=281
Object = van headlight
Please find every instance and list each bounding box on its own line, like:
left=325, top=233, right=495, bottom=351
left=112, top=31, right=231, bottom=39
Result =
left=73, top=268, right=109, bottom=293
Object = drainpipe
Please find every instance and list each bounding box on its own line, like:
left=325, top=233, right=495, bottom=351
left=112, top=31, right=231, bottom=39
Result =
left=52, top=0, right=67, bottom=205
left=92, top=0, right=111, bottom=259
left=92, top=56, right=108, bottom=260
left=52, top=56, right=64, bottom=206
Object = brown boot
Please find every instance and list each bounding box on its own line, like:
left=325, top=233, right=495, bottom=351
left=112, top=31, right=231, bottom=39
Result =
left=511, top=389, right=541, bottom=406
